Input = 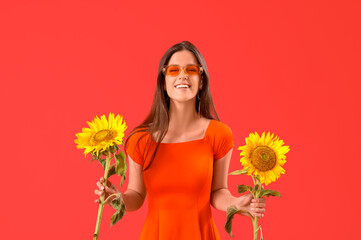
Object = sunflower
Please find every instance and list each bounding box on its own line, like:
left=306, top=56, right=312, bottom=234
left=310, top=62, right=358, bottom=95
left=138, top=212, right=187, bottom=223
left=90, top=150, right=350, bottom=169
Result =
left=74, top=113, right=127, bottom=158
left=238, top=131, right=289, bottom=186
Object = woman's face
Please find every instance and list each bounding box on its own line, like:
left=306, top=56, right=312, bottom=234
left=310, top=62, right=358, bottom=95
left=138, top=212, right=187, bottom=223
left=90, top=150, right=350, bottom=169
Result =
left=164, top=50, right=202, bottom=104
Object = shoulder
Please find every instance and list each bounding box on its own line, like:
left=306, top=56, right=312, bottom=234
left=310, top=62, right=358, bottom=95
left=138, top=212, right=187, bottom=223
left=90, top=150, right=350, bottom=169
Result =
left=211, top=120, right=233, bottom=135
left=209, top=120, right=234, bottom=160
left=126, top=128, right=151, bottom=154
left=206, top=119, right=234, bottom=145
left=125, top=128, right=150, bottom=166
left=127, top=128, right=150, bottom=146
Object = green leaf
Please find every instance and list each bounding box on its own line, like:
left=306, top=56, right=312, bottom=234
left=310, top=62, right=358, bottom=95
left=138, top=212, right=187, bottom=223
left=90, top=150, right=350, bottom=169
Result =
left=115, top=151, right=128, bottom=188
left=237, top=184, right=252, bottom=194
left=111, top=195, right=122, bottom=210
left=120, top=173, right=127, bottom=188
left=115, top=152, right=125, bottom=174
left=89, top=153, right=96, bottom=163
left=259, top=189, right=281, bottom=198
left=254, top=183, right=259, bottom=192
left=97, top=158, right=107, bottom=170
left=229, top=168, right=249, bottom=175
left=109, top=145, right=116, bottom=154
left=110, top=195, right=126, bottom=227
left=111, top=210, right=124, bottom=227
left=91, top=152, right=100, bottom=161
left=225, top=205, right=253, bottom=237
left=108, top=165, right=116, bottom=178
left=114, top=144, right=119, bottom=152
left=109, top=144, right=120, bottom=154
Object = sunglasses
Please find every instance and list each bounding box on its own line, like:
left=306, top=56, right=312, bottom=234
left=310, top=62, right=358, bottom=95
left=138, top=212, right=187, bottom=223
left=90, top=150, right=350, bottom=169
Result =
left=162, top=65, right=203, bottom=76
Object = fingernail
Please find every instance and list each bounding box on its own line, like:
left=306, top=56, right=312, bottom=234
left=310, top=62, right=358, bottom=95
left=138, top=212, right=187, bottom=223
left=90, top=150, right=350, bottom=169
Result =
left=251, top=207, right=255, bottom=211
left=101, top=186, right=104, bottom=190
left=250, top=203, right=254, bottom=206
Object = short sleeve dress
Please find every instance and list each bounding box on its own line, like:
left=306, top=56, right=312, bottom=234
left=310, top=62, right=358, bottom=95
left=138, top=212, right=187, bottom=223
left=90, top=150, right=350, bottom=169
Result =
left=126, top=119, right=234, bottom=240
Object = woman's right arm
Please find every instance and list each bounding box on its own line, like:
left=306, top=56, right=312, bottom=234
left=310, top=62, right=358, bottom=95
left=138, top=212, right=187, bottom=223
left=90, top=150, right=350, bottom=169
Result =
left=122, top=155, right=147, bottom=211
left=94, top=156, right=147, bottom=212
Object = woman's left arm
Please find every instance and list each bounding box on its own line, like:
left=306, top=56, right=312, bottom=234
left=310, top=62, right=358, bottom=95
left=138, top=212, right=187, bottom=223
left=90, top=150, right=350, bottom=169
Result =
left=210, top=149, right=266, bottom=218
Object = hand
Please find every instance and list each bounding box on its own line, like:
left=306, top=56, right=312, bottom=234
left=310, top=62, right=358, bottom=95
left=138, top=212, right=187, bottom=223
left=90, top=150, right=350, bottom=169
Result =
left=94, top=177, right=121, bottom=207
left=236, top=192, right=266, bottom=218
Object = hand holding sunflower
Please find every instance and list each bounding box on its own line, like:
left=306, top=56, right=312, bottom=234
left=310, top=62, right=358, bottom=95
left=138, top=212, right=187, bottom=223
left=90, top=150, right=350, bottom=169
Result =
left=235, top=192, right=266, bottom=219
left=95, top=177, right=123, bottom=207
left=225, top=131, right=290, bottom=240
left=75, top=113, right=128, bottom=240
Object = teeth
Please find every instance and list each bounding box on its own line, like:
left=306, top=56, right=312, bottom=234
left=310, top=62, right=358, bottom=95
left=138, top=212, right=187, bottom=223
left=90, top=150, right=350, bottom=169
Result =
left=175, top=85, right=190, bottom=88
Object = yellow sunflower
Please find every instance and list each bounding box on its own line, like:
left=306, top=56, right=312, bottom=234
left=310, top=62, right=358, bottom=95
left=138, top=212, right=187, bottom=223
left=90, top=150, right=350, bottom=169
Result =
left=238, top=131, right=289, bottom=186
left=74, top=113, right=127, bottom=158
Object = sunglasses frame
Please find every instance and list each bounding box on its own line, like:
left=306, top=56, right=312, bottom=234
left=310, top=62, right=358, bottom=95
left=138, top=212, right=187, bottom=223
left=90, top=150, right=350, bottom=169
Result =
left=162, top=64, right=204, bottom=76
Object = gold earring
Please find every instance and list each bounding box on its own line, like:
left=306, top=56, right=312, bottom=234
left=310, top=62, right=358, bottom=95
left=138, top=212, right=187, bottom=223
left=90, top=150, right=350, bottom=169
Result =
left=197, top=91, right=201, bottom=115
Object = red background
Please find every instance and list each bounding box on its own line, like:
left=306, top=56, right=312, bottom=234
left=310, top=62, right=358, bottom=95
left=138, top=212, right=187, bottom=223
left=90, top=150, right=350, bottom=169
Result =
left=1, top=0, right=360, bottom=239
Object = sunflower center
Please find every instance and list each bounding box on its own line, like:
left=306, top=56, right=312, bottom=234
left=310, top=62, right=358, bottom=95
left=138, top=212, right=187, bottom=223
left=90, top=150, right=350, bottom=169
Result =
left=92, top=129, right=116, bottom=145
left=250, top=146, right=277, bottom=171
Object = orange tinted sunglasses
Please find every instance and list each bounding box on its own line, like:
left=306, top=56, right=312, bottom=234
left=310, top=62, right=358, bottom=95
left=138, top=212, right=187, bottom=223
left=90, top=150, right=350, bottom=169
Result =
left=162, top=65, right=203, bottom=76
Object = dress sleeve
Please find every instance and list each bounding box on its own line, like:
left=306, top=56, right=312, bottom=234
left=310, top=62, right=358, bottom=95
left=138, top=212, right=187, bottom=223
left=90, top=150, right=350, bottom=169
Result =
left=126, top=132, right=144, bottom=166
left=213, top=122, right=234, bottom=160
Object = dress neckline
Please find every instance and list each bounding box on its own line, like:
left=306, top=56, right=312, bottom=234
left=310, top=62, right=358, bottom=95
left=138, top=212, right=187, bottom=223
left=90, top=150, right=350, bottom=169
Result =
left=159, top=119, right=213, bottom=145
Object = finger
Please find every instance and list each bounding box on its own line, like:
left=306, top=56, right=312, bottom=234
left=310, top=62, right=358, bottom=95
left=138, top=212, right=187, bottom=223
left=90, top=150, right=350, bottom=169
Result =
left=106, top=180, right=113, bottom=187
left=251, top=209, right=264, bottom=218
left=94, top=189, right=103, bottom=195
left=96, top=181, right=105, bottom=190
left=254, top=203, right=266, bottom=208
left=99, top=177, right=112, bottom=188
left=252, top=197, right=266, bottom=203
left=104, top=185, right=114, bottom=193
left=253, top=207, right=266, bottom=213
left=94, top=199, right=100, bottom=203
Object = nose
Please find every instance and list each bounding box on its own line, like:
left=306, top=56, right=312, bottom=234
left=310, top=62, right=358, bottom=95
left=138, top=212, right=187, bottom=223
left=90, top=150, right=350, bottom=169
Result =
left=178, top=67, right=189, bottom=79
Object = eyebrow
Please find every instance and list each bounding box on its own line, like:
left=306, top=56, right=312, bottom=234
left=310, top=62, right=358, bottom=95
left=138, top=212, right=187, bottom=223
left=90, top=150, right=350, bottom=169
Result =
left=167, top=64, right=198, bottom=66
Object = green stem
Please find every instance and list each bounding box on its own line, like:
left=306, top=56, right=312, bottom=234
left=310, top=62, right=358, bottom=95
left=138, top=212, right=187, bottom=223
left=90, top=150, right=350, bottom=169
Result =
left=252, top=216, right=259, bottom=240
left=251, top=175, right=256, bottom=186
left=252, top=176, right=262, bottom=240
left=103, top=192, right=121, bottom=205
left=260, top=225, right=264, bottom=239
left=93, top=149, right=112, bottom=240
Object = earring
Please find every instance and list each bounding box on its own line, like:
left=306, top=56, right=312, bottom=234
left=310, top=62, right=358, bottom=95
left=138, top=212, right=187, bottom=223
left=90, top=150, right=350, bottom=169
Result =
left=197, top=91, right=201, bottom=114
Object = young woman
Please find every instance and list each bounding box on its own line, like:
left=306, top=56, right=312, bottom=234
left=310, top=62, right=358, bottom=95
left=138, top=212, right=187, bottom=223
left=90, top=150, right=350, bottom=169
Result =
left=94, top=41, right=266, bottom=239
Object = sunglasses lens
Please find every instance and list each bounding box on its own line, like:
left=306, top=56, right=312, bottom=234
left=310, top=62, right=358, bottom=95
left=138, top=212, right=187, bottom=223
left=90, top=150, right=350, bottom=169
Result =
left=166, top=66, right=181, bottom=76
left=185, top=66, right=199, bottom=75
left=165, top=65, right=201, bottom=76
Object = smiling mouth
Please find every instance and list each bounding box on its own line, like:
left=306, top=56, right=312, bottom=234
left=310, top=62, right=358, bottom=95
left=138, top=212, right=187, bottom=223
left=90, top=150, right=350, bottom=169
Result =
left=174, top=84, right=191, bottom=89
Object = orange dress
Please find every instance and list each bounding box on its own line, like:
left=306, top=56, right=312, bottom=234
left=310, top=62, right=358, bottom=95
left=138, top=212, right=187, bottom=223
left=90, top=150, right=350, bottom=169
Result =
left=126, top=119, right=234, bottom=240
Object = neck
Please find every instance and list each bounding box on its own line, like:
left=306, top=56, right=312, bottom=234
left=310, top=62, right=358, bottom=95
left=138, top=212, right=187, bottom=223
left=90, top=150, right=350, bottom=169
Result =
left=168, top=98, right=201, bottom=130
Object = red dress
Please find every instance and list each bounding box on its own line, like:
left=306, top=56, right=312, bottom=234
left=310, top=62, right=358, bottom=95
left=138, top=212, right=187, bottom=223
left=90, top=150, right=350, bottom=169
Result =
left=126, top=119, right=234, bottom=240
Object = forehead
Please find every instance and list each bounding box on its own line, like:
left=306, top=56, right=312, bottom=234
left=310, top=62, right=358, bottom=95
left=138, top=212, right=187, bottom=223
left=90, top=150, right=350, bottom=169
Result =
left=168, top=50, right=198, bottom=65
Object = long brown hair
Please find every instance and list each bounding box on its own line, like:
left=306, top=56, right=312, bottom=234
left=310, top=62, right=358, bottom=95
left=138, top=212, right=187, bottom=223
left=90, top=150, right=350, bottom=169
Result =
left=124, top=40, right=221, bottom=171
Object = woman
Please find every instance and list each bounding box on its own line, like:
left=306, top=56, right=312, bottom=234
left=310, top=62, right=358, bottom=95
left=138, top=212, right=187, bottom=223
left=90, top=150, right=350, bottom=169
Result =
left=94, top=41, right=266, bottom=239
